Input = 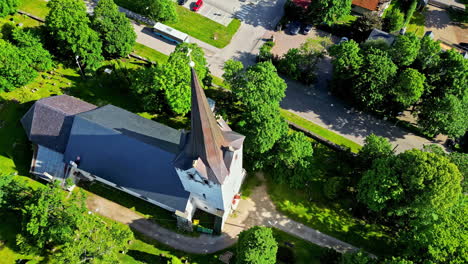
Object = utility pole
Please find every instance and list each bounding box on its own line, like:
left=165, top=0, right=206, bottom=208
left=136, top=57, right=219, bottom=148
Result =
left=75, top=55, right=85, bottom=78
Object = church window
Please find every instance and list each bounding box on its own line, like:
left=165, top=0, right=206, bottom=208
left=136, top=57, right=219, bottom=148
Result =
left=203, top=179, right=209, bottom=185
left=203, top=193, right=206, bottom=199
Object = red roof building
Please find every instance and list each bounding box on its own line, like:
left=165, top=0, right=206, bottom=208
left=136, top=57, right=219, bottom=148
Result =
left=352, top=0, right=380, bottom=11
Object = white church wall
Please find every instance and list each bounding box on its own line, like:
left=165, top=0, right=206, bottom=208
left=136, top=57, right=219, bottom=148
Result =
left=221, top=147, right=245, bottom=213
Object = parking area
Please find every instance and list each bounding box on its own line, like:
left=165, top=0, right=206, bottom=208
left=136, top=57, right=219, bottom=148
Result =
left=180, top=1, right=233, bottom=26
left=425, top=5, right=468, bottom=45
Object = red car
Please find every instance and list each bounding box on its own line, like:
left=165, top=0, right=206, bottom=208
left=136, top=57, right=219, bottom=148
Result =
left=192, top=0, right=203, bottom=11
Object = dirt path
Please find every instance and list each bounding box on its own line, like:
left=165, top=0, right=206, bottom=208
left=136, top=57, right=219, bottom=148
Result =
left=87, top=173, right=361, bottom=254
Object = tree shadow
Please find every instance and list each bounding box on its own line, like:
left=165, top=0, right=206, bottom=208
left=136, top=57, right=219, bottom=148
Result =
left=127, top=250, right=171, bottom=264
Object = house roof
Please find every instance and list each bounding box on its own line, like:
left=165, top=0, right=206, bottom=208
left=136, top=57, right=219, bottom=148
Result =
left=175, top=68, right=244, bottom=184
left=21, top=95, right=97, bottom=153
left=367, top=28, right=395, bottom=45
left=64, top=104, right=189, bottom=211
left=352, top=0, right=380, bottom=11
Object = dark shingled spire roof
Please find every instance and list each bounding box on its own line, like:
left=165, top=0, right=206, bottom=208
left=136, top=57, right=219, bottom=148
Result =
left=175, top=68, right=244, bottom=184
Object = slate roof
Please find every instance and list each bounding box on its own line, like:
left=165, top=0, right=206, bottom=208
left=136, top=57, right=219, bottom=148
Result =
left=175, top=68, right=244, bottom=184
left=21, top=95, right=97, bottom=153
left=367, top=28, right=395, bottom=45
left=64, top=105, right=189, bottom=211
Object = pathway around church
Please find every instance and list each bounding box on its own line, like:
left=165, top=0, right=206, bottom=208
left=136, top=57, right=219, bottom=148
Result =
left=86, top=173, right=360, bottom=255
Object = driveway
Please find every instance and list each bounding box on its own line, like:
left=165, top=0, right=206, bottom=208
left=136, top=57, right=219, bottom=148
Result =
left=425, top=5, right=468, bottom=44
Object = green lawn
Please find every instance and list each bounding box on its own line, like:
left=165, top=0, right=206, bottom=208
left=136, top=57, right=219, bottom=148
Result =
left=280, top=109, right=362, bottom=153
left=335, top=14, right=357, bottom=25
left=407, top=10, right=426, bottom=37
left=266, top=173, right=395, bottom=256
left=19, top=0, right=49, bottom=18
left=133, top=43, right=169, bottom=64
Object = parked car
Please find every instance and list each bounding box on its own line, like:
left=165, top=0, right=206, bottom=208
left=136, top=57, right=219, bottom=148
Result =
left=339, top=37, right=349, bottom=43
left=302, top=24, right=312, bottom=35
left=178, top=0, right=188, bottom=5
left=289, top=21, right=301, bottom=35
left=192, top=0, right=203, bottom=11
left=458, top=42, right=468, bottom=51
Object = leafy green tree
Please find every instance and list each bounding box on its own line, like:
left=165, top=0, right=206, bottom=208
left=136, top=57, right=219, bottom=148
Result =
left=0, top=39, right=37, bottom=91
left=0, top=0, right=18, bottom=17
left=153, top=43, right=209, bottom=115
left=414, top=35, right=441, bottom=71
left=384, top=257, right=414, bottom=264
left=0, top=174, right=32, bottom=210
left=352, top=12, right=382, bottom=37
left=11, top=28, right=54, bottom=72
left=391, top=68, right=425, bottom=108
left=402, top=197, right=467, bottom=264
left=341, top=250, right=374, bottom=264
left=383, top=8, right=404, bottom=32
left=357, top=149, right=462, bottom=217
left=418, top=93, right=468, bottom=138
left=403, top=0, right=418, bottom=27
left=130, top=66, right=165, bottom=112
left=46, top=0, right=103, bottom=70
left=354, top=48, right=397, bottom=110
left=16, top=182, right=86, bottom=254
left=222, top=59, right=244, bottom=86
left=53, top=213, right=133, bottom=263
left=329, top=40, right=363, bottom=91
left=237, top=226, right=278, bottom=264
left=91, top=0, right=136, bottom=58
left=224, top=61, right=288, bottom=159
left=358, top=134, right=394, bottom=169
left=139, top=0, right=178, bottom=23
left=307, top=0, right=352, bottom=25
left=391, top=33, right=420, bottom=66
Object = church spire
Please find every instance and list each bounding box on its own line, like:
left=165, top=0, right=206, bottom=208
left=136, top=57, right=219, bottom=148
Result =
left=185, top=67, right=229, bottom=184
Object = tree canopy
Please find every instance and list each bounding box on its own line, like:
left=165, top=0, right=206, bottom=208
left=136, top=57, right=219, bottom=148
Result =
left=91, top=0, right=136, bottom=58
left=307, top=0, right=352, bottom=25
left=357, top=149, right=462, bottom=217
left=358, top=134, right=394, bottom=169
left=11, top=28, right=54, bottom=72
left=391, top=68, right=425, bottom=108
left=383, top=8, right=404, bottom=32
left=0, top=0, right=18, bottom=17
left=391, top=33, right=420, bottom=67
left=0, top=39, right=37, bottom=91
left=237, top=226, right=278, bottom=264
left=46, top=0, right=103, bottom=70
left=139, top=0, right=178, bottom=23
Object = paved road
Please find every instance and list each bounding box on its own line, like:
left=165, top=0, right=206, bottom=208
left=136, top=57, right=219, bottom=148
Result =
left=424, top=5, right=468, bottom=44
left=280, top=56, right=445, bottom=153
left=87, top=173, right=361, bottom=254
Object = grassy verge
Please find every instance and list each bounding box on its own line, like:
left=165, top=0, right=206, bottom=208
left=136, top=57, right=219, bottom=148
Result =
left=407, top=10, right=425, bottom=37
left=19, top=0, right=49, bottom=18
left=280, top=109, right=362, bottom=153
left=266, top=173, right=395, bottom=256
left=133, top=43, right=169, bottom=64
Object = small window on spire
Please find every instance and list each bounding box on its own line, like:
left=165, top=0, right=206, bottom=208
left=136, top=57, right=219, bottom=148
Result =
left=203, top=193, right=206, bottom=199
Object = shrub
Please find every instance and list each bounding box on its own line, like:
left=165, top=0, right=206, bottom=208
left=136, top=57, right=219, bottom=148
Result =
left=258, top=40, right=275, bottom=62
left=384, top=8, right=404, bottom=32
left=323, top=177, right=346, bottom=199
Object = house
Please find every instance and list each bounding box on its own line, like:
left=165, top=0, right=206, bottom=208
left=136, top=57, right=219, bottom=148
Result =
left=352, top=0, right=392, bottom=16
left=367, top=28, right=395, bottom=45
left=21, top=67, right=246, bottom=234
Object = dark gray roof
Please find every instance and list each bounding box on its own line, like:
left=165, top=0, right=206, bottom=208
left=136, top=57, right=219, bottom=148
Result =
left=21, top=95, right=97, bottom=153
left=64, top=105, right=189, bottom=211
left=76, top=105, right=182, bottom=153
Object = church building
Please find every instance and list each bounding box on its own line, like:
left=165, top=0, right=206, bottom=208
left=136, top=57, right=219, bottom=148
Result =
left=21, top=67, right=246, bottom=233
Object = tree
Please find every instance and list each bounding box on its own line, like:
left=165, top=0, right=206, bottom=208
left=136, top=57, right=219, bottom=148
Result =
left=354, top=48, right=397, bottom=110
left=352, top=12, right=382, bottom=37
left=0, top=0, right=18, bottom=17
left=16, top=182, right=86, bottom=254
left=328, top=40, right=363, bottom=97
left=402, top=197, right=467, bottom=263
left=403, top=0, right=418, bottom=27
left=391, top=68, right=425, bottom=108
left=391, top=33, right=420, bottom=66
left=307, top=0, right=352, bottom=25
left=383, top=8, right=404, bottom=32
left=224, top=61, right=288, bottom=158
left=11, top=28, right=54, bottom=72
left=91, top=0, right=136, bottom=58
left=357, top=149, right=462, bottom=217
left=46, top=0, right=103, bottom=70
left=53, top=213, right=133, bottom=263
left=222, top=59, right=244, bottom=86
left=414, top=35, right=441, bottom=71
left=237, top=226, right=278, bottom=264
left=341, top=250, right=374, bottom=264
left=153, top=43, right=209, bottom=115
left=130, top=66, right=165, bottom=112
left=384, top=257, right=414, bottom=264
left=139, top=0, right=178, bottom=23
left=0, top=39, right=37, bottom=91
left=358, top=134, right=394, bottom=169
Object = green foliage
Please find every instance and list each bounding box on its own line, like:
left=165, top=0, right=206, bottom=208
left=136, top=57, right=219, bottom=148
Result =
left=258, top=40, right=275, bottom=62
left=222, top=59, right=244, bottom=86
left=53, top=214, right=134, bottom=263
left=329, top=40, right=363, bottom=81
left=383, top=8, right=405, bottom=32
left=402, top=197, right=467, bottom=263
left=358, top=134, right=394, bottom=169
left=354, top=48, right=397, bottom=110
left=323, top=177, right=346, bottom=199
left=11, top=28, right=54, bottom=72
left=384, top=257, right=414, bottom=264
left=224, top=60, right=288, bottom=159
left=340, top=250, right=374, bottom=264
left=91, top=0, right=136, bottom=58
left=391, top=68, right=425, bottom=108
left=0, top=0, right=18, bottom=17
left=130, top=66, right=164, bottom=112
left=351, top=12, right=382, bottom=36
left=237, top=226, right=278, bottom=264
left=415, top=35, right=441, bottom=71
left=0, top=39, right=37, bottom=91
left=404, top=0, right=418, bottom=27
left=307, top=0, right=353, bottom=25
left=139, top=0, right=178, bottom=23
left=357, top=149, right=462, bottom=217
left=391, top=33, right=420, bottom=66
left=46, top=0, right=103, bottom=70
left=17, top=182, right=86, bottom=254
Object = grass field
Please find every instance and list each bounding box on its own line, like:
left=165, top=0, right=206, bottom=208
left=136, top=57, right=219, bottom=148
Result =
left=407, top=10, right=426, bottom=37
left=280, top=109, right=362, bottom=153
left=133, top=43, right=169, bottom=63
left=19, top=0, right=49, bottom=18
